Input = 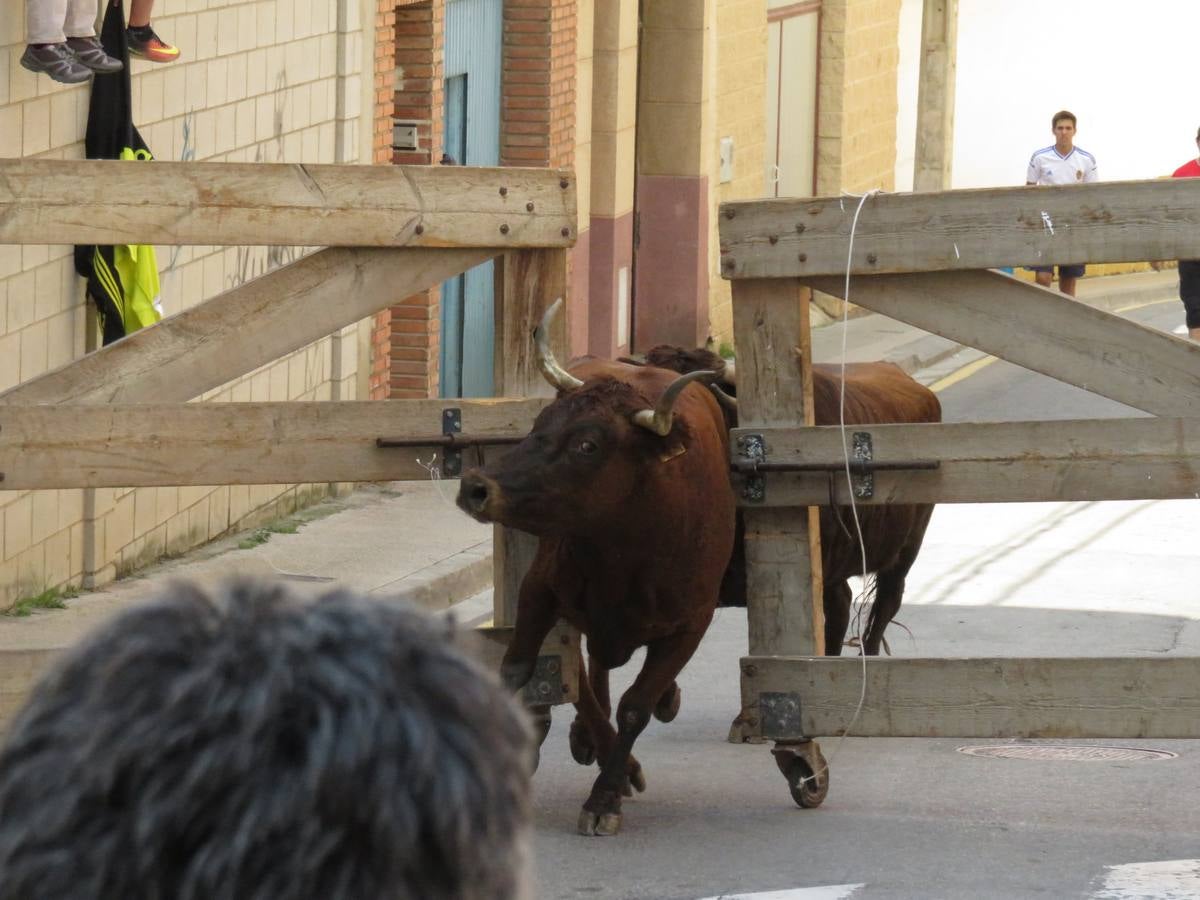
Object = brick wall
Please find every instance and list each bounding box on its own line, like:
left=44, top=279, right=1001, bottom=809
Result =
left=0, top=0, right=378, bottom=607
left=501, top=0, right=575, bottom=170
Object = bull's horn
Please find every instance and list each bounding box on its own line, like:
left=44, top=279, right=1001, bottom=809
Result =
left=708, top=383, right=738, bottom=412
left=631, top=370, right=720, bottom=436
left=534, top=298, right=584, bottom=393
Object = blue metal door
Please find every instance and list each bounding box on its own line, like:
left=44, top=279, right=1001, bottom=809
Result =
left=441, top=0, right=501, bottom=398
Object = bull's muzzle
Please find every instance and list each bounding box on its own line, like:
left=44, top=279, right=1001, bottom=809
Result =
left=456, top=471, right=500, bottom=522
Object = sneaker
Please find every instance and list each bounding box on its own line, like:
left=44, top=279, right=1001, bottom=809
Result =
left=126, top=24, right=180, bottom=63
left=19, top=43, right=93, bottom=84
left=65, top=36, right=123, bottom=74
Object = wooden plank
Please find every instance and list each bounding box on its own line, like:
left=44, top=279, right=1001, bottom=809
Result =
left=733, top=416, right=1200, bottom=505
left=0, top=247, right=493, bottom=406
left=913, top=0, right=957, bottom=192
left=0, top=399, right=547, bottom=489
left=491, top=250, right=569, bottom=629
left=741, top=655, right=1200, bottom=738
left=0, top=158, right=576, bottom=248
left=804, top=269, right=1200, bottom=417
left=719, top=178, right=1200, bottom=277
left=732, top=279, right=824, bottom=658
left=467, top=622, right=580, bottom=706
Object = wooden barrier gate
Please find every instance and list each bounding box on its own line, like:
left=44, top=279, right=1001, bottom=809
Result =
left=720, top=178, right=1200, bottom=800
left=0, top=157, right=579, bottom=723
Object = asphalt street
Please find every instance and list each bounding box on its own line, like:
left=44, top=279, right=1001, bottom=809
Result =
left=524, top=296, right=1200, bottom=900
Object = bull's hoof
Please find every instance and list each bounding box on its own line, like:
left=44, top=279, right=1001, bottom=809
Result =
left=577, top=809, right=622, bottom=836
left=628, top=762, right=647, bottom=793
left=568, top=718, right=596, bottom=766
left=653, top=683, right=681, bottom=723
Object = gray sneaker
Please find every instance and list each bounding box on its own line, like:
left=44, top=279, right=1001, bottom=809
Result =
left=20, top=43, right=93, bottom=84
left=66, top=36, right=123, bottom=74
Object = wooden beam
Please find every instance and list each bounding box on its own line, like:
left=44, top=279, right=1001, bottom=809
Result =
left=804, top=269, right=1200, bottom=417
left=491, top=250, right=569, bottom=629
left=468, top=622, right=580, bottom=706
left=913, top=0, right=958, bottom=192
left=0, top=247, right=493, bottom=406
left=0, top=158, right=577, bottom=248
left=0, top=399, right=547, bottom=489
left=732, top=416, right=1200, bottom=505
left=732, top=279, right=824, bottom=658
left=741, top=655, right=1200, bottom=738
left=719, top=178, right=1200, bottom=277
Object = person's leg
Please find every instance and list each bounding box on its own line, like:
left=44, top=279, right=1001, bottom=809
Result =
left=22, top=0, right=94, bottom=83
left=26, top=0, right=71, bottom=43
left=1031, top=265, right=1054, bottom=289
left=1178, top=260, right=1200, bottom=341
left=1057, top=264, right=1085, bottom=297
left=63, top=0, right=99, bottom=38
left=127, top=0, right=181, bottom=63
left=128, top=0, right=152, bottom=27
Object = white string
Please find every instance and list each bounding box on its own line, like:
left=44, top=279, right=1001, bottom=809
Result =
left=797, top=188, right=880, bottom=790
left=416, top=453, right=461, bottom=508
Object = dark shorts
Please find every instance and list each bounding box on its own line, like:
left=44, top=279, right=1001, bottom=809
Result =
left=1179, top=260, right=1200, bottom=328
left=1029, top=264, right=1086, bottom=279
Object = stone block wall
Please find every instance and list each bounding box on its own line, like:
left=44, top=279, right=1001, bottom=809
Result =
left=0, top=0, right=381, bottom=606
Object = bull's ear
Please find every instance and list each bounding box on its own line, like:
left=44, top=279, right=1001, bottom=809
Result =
left=630, top=370, right=720, bottom=436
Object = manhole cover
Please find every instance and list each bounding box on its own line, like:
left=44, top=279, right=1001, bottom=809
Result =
left=957, top=744, right=1177, bottom=762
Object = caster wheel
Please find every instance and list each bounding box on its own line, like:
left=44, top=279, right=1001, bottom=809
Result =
left=782, top=750, right=828, bottom=808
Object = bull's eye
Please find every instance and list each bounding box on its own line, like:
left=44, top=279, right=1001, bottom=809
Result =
left=575, top=439, right=598, bottom=455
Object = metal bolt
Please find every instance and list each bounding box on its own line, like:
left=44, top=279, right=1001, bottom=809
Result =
left=724, top=208, right=736, bottom=220
left=561, top=227, right=570, bottom=237
left=414, top=224, right=424, bottom=235
left=546, top=659, right=560, bottom=675
left=526, top=201, right=535, bottom=212
left=499, top=186, right=508, bottom=197
left=538, top=682, right=551, bottom=696
left=559, top=178, right=569, bottom=189
left=722, top=257, right=735, bottom=271
left=795, top=223, right=806, bottom=233
left=867, top=253, right=878, bottom=264
left=798, top=253, right=807, bottom=262
left=743, top=664, right=758, bottom=677
left=559, top=634, right=570, bottom=645
left=768, top=235, right=778, bottom=245
left=500, top=224, right=510, bottom=235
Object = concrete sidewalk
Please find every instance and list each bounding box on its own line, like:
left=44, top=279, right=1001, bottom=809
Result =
left=0, top=267, right=1183, bottom=720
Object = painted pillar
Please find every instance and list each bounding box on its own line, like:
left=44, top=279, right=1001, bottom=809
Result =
left=633, top=0, right=714, bottom=351
left=586, top=0, right=638, bottom=358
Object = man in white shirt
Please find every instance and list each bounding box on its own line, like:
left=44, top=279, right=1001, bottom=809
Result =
left=1025, top=110, right=1098, bottom=296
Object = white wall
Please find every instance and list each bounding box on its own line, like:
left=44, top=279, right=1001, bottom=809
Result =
left=897, top=0, right=1200, bottom=191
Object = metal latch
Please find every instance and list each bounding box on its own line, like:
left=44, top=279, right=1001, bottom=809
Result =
left=736, top=432, right=767, bottom=503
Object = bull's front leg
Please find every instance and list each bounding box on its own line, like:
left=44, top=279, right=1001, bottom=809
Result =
left=499, top=573, right=558, bottom=695
left=577, top=628, right=706, bottom=837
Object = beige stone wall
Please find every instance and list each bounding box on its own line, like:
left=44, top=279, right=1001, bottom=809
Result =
left=709, top=0, right=768, bottom=345
left=818, top=0, right=902, bottom=195
left=0, top=0, right=377, bottom=607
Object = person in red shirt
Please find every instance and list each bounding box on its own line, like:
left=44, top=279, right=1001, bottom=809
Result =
left=1172, top=128, right=1200, bottom=340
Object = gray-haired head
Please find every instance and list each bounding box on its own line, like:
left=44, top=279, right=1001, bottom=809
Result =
left=0, top=579, right=533, bottom=900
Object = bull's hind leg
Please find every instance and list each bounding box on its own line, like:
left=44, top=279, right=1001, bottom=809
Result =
left=823, top=580, right=852, bottom=656
left=578, top=628, right=705, bottom=837
left=863, top=506, right=933, bottom=655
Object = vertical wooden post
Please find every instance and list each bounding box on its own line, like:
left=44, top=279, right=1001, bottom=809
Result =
left=731, top=278, right=824, bottom=657
left=913, top=0, right=958, bottom=193
left=492, top=248, right=568, bottom=627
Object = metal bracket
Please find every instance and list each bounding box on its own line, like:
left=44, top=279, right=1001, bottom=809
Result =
left=851, top=431, right=873, bottom=499
left=736, top=432, right=766, bottom=503
left=760, top=691, right=806, bottom=741
left=442, top=408, right=462, bottom=477
left=521, top=654, right=566, bottom=705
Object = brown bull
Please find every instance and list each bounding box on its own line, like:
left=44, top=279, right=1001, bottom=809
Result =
left=456, top=302, right=735, bottom=836
left=642, top=344, right=941, bottom=656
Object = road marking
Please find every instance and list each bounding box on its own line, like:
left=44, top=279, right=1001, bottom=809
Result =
left=1090, top=859, right=1200, bottom=899
left=700, top=886, right=865, bottom=900
left=929, top=354, right=998, bottom=393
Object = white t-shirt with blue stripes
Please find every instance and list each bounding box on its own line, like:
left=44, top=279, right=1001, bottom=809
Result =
left=1026, top=145, right=1098, bottom=185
